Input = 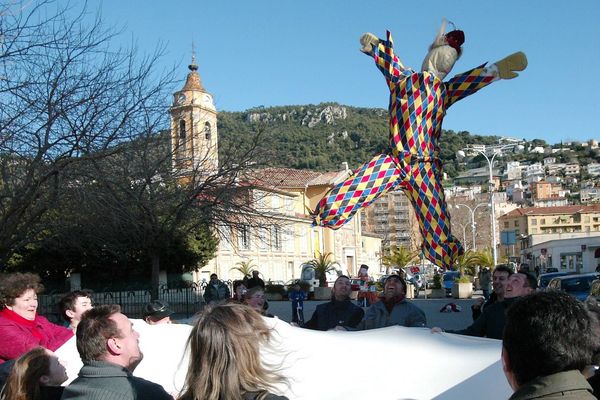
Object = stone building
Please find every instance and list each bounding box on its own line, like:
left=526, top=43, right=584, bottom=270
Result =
left=498, top=205, right=600, bottom=268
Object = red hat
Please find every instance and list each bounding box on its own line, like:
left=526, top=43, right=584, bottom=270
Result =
left=445, top=30, right=465, bottom=52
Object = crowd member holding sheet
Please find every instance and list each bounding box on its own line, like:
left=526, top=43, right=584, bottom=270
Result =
left=0, top=273, right=72, bottom=364
left=1, top=346, right=68, bottom=400
left=178, top=303, right=288, bottom=400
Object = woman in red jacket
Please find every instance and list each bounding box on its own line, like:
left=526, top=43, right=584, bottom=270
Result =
left=0, top=273, right=73, bottom=364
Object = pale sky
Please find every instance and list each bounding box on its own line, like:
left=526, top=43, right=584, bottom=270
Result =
left=94, top=0, right=599, bottom=144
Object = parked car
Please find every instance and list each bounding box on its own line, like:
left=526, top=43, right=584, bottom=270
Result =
left=442, top=271, right=460, bottom=295
left=537, top=272, right=570, bottom=290
left=547, top=272, right=600, bottom=301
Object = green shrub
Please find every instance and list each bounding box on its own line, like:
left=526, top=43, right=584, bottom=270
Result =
left=265, top=284, right=285, bottom=296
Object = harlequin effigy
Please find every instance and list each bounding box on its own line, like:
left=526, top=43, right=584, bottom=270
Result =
left=312, top=20, right=527, bottom=269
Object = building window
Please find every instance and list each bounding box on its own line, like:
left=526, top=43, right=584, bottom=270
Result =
left=204, top=122, right=211, bottom=141
left=218, top=226, right=232, bottom=251
left=540, top=219, right=546, bottom=224
left=238, top=225, right=250, bottom=250
left=560, top=253, right=582, bottom=271
left=258, top=227, right=268, bottom=251
left=284, top=228, right=294, bottom=252
left=284, top=197, right=294, bottom=212
left=504, top=221, right=509, bottom=229
left=179, top=120, right=186, bottom=139
left=514, top=220, right=519, bottom=227
left=271, top=226, right=282, bottom=251
left=531, top=218, right=537, bottom=226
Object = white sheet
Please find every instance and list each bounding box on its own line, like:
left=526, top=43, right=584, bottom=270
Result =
left=55, top=318, right=512, bottom=400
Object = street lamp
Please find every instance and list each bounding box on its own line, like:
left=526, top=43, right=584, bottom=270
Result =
left=458, top=145, right=513, bottom=266
left=455, top=203, right=489, bottom=251
left=452, top=220, right=470, bottom=250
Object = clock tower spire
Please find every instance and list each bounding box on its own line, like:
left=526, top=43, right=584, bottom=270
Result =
left=170, top=45, right=218, bottom=175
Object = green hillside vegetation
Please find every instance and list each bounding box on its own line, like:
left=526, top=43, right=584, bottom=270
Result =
left=217, top=102, right=501, bottom=178
left=218, top=103, right=600, bottom=180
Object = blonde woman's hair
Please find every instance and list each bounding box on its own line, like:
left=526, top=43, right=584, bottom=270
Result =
left=178, top=303, right=287, bottom=400
left=1, top=347, right=50, bottom=400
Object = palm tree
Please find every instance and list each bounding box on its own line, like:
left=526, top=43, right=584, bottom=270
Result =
left=454, top=250, right=479, bottom=276
left=471, top=248, right=494, bottom=270
left=381, top=245, right=419, bottom=275
left=307, top=252, right=337, bottom=287
left=230, top=259, right=256, bottom=279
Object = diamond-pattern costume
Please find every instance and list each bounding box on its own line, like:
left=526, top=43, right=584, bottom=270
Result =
left=313, top=31, right=497, bottom=269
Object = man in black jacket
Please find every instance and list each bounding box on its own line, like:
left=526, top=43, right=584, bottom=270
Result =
left=303, top=275, right=364, bottom=331
left=432, top=272, right=536, bottom=339
left=471, top=265, right=513, bottom=321
left=245, top=270, right=265, bottom=289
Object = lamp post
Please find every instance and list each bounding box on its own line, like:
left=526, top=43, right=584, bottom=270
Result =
left=455, top=203, right=489, bottom=251
left=453, top=220, right=469, bottom=250
left=459, top=145, right=513, bottom=266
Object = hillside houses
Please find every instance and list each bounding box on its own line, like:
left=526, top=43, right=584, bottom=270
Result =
left=451, top=140, right=600, bottom=272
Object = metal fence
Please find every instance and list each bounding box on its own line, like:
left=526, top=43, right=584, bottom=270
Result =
left=37, top=280, right=234, bottom=324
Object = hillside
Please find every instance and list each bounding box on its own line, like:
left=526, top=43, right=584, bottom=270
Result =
left=217, top=102, right=502, bottom=177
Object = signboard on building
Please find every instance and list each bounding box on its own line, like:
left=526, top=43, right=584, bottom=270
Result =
left=500, top=230, right=517, bottom=246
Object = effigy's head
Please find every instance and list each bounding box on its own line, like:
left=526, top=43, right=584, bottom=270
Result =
left=421, top=20, right=464, bottom=80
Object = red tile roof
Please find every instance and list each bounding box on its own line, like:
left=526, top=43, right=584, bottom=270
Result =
left=247, top=168, right=324, bottom=189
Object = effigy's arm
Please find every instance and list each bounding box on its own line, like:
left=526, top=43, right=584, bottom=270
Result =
left=445, top=51, right=527, bottom=108
left=444, top=64, right=496, bottom=108
left=311, top=153, right=402, bottom=229
left=362, top=31, right=408, bottom=85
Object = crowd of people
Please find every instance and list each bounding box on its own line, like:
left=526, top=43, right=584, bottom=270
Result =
left=1, top=268, right=600, bottom=399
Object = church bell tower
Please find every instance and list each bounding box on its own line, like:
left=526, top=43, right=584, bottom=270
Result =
left=170, top=51, right=218, bottom=175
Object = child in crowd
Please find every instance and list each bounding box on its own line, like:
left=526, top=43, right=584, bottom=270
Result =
left=288, top=284, right=306, bottom=325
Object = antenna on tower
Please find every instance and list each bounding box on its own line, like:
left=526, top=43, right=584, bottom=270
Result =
left=189, top=40, right=198, bottom=71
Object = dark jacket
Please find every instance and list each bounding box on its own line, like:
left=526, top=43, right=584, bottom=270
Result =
left=304, top=299, right=364, bottom=331
left=451, top=297, right=519, bottom=339
left=587, top=369, right=600, bottom=398
left=203, top=281, right=231, bottom=304
left=245, top=276, right=265, bottom=289
left=509, top=370, right=595, bottom=400
left=60, top=360, right=172, bottom=400
left=39, top=386, right=64, bottom=400
left=471, top=292, right=498, bottom=321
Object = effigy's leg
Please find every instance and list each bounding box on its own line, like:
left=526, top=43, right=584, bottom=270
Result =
left=312, top=153, right=402, bottom=229
left=403, top=159, right=463, bottom=269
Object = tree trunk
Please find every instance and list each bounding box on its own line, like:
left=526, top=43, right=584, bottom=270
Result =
left=151, top=252, right=160, bottom=300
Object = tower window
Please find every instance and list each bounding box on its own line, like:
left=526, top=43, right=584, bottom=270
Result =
left=204, top=122, right=211, bottom=141
left=179, top=120, right=186, bottom=139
